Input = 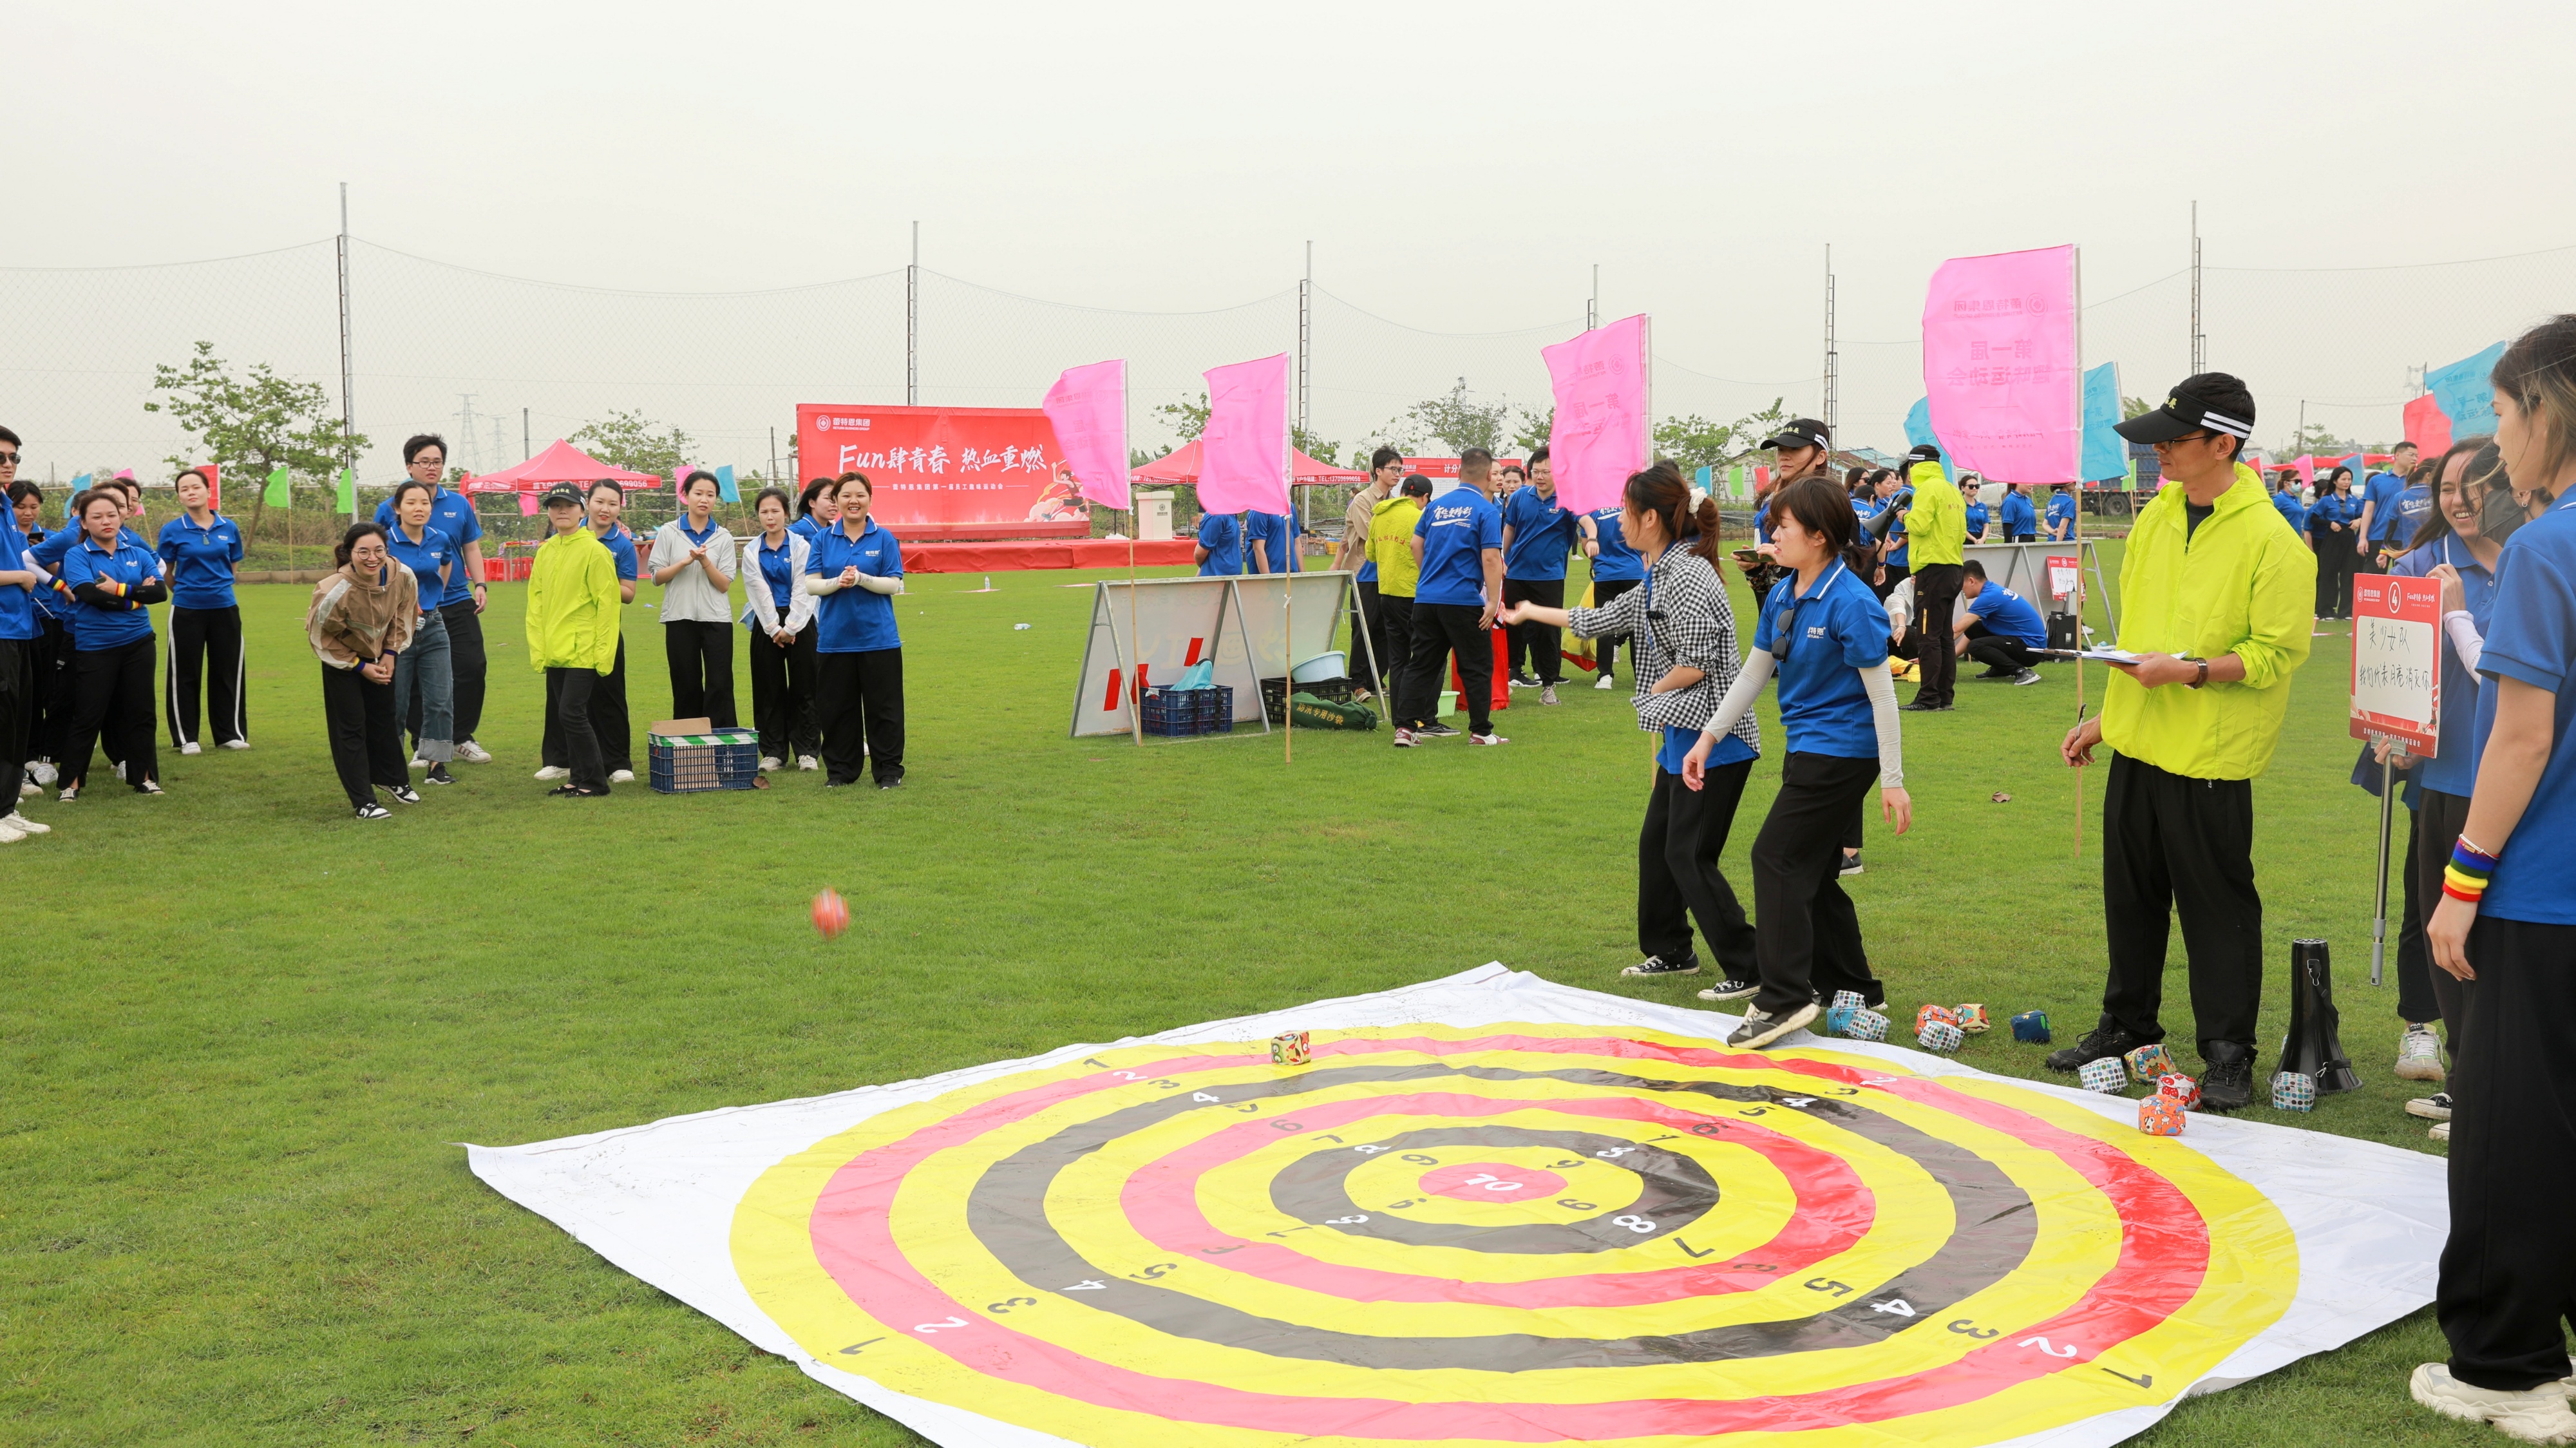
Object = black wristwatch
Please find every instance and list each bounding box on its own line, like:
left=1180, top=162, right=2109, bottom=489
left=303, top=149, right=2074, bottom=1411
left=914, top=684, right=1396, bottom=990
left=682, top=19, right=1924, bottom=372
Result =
left=2186, top=658, right=2209, bottom=689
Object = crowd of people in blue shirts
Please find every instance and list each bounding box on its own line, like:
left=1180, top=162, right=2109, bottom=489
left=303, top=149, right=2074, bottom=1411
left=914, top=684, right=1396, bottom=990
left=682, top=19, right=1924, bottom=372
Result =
left=2262, top=443, right=2436, bottom=620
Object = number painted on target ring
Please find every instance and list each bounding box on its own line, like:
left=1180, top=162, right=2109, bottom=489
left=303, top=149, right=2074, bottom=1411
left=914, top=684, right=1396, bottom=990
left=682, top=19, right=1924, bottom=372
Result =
left=985, top=1297, right=1038, bottom=1313
left=1595, top=1146, right=1637, bottom=1159
left=1463, top=1173, right=1522, bottom=1192
left=1555, top=1198, right=1597, bottom=1211
left=1947, top=1319, right=1999, bottom=1338
left=1805, top=1279, right=1855, bottom=1297
left=913, top=1317, right=969, bottom=1333
left=1611, top=1214, right=1656, bottom=1234
left=1324, top=1214, right=1369, bottom=1225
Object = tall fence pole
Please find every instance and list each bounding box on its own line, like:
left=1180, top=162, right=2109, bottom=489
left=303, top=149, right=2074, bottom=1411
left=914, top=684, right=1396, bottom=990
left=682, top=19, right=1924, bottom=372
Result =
left=2190, top=201, right=2204, bottom=374
left=522, top=407, right=531, bottom=461
left=1298, top=241, right=1311, bottom=535
left=1823, top=245, right=1838, bottom=435
left=907, top=221, right=920, bottom=406
left=337, top=182, right=355, bottom=522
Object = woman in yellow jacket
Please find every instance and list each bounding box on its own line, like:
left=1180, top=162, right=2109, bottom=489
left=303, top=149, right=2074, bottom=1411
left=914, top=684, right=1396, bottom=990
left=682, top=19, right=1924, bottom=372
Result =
left=526, top=482, right=623, bottom=797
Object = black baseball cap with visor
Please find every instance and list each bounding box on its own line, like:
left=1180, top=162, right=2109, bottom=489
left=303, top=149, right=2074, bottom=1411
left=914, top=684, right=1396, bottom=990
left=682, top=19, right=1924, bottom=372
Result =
left=2115, top=373, right=2257, bottom=450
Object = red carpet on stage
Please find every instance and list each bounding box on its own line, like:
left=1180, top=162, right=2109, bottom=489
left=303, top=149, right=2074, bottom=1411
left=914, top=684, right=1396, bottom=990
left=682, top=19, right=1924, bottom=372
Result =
left=901, top=538, right=1200, bottom=573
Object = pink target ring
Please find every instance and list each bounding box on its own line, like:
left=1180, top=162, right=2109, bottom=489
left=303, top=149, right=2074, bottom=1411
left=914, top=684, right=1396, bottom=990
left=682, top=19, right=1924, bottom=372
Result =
left=1417, top=1161, right=1567, bottom=1203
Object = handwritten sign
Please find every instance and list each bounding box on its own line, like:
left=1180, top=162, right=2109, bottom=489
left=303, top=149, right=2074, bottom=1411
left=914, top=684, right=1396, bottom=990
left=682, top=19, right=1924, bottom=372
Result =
left=2046, top=553, right=2079, bottom=604
left=2349, top=573, right=2441, bottom=755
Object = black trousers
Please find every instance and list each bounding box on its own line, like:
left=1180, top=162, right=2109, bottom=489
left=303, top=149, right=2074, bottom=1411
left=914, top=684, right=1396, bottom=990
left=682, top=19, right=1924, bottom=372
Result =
left=1749, top=752, right=1886, bottom=1016
left=1591, top=578, right=1641, bottom=678
left=444, top=599, right=488, bottom=743
left=542, top=667, right=611, bottom=792
left=2438, top=914, right=2576, bottom=1393
left=546, top=636, right=631, bottom=773
left=748, top=624, right=819, bottom=761
left=663, top=620, right=737, bottom=727
left=1640, top=757, right=1757, bottom=975
left=166, top=604, right=247, bottom=747
left=1502, top=578, right=1566, bottom=683
left=1964, top=627, right=2041, bottom=674
left=1377, top=594, right=1414, bottom=698
left=30, top=616, right=68, bottom=763
left=2391, top=802, right=2436, bottom=1025
left=1911, top=563, right=1962, bottom=705
left=2312, top=535, right=2353, bottom=618
left=1352, top=582, right=1391, bottom=695
left=0, top=639, right=27, bottom=810
left=2416, top=789, right=2475, bottom=1079
left=319, top=663, right=406, bottom=807
left=818, top=647, right=904, bottom=785
left=2098, top=753, right=2263, bottom=1055
left=63, top=639, right=157, bottom=792
left=1399, top=602, right=1494, bottom=734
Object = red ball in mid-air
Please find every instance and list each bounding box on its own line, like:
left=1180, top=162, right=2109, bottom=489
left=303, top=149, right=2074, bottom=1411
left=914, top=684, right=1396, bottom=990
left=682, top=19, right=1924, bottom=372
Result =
left=811, top=888, right=850, bottom=940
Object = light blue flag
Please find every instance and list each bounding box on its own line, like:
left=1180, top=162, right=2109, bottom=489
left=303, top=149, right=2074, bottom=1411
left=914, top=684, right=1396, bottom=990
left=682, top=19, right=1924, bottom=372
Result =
left=2427, top=342, right=2507, bottom=441
left=1693, top=464, right=1712, bottom=495
left=2081, top=363, right=2125, bottom=482
left=715, top=464, right=739, bottom=503
left=1903, top=397, right=1958, bottom=482
left=67, top=473, right=93, bottom=524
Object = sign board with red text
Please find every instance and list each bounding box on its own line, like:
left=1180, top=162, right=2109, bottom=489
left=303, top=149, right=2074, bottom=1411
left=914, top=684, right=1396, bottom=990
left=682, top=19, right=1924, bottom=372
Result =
left=1403, top=456, right=1526, bottom=498
left=2349, top=573, right=2441, bottom=755
left=796, top=405, right=1087, bottom=539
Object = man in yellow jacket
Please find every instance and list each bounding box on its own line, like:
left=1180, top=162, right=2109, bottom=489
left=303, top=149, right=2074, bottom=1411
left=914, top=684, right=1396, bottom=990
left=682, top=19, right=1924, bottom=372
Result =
left=1367, top=473, right=1432, bottom=716
left=2052, top=374, right=2317, bottom=1111
left=525, top=482, right=623, bottom=797
left=1898, top=446, right=1967, bottom=710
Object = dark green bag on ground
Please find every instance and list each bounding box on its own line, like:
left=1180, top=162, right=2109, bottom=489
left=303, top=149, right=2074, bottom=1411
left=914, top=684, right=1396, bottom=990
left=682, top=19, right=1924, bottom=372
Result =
left=1289, top=691, right=1378, bottom=731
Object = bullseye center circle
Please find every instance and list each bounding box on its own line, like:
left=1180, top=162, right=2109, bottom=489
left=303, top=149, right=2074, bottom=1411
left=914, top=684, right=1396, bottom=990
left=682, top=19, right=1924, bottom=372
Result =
left=1418, top=1161, right=1567, bottom=1202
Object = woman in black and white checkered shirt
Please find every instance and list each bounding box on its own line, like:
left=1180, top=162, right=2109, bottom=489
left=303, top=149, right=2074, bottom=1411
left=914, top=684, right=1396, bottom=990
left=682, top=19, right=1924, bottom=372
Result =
left=1501, top=460, right=1764, bottom=1000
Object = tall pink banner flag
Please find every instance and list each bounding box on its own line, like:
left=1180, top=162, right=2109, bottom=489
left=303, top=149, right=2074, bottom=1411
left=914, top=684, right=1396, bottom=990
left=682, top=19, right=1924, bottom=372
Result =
left=1043, top=359, right=1130, bottom=510
left=1197, top=353, right=1291, bottom=515
left=1921, top=245, right=2081, bottom=484
left=1542, top=314, right=1649, bottom=514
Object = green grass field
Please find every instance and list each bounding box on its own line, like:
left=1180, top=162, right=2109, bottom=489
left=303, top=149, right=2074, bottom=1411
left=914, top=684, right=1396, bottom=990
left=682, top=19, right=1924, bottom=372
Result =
left=3, top=548, right=2496, bottom=1446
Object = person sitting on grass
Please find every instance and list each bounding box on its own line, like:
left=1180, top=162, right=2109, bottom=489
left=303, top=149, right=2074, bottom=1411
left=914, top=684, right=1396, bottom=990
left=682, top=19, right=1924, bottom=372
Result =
left=1955, top=560, right=2049, bottom=685
left=526, top=483, right=622, bottom=798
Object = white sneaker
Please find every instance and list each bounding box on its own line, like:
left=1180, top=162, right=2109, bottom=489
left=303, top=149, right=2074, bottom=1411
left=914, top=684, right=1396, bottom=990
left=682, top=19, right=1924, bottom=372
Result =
left=454, top=740, right=493, bottom=764
left=1594, top=674, right=1616, bottom=691
left=135, top=779, right=164, bottom=795
left=2408, top=1092, right=2453, bottom=1121
left=410, top=755, right=431, bottom=771
left=2410, top=1362, right=2576, bottom=1442
left=0, top=818, right=22, bottom=844
left=180, top=741, right=202, bottom=756
left=113, top=760, right=127, bottom=781
left=6, top=813, right=52, bottom=835
left=17, top=781, right=35, bottom=798
left=2397, top=1024, right=2445, bottom=1082
left=759, top=756, right=783, bottom=772
left=533, top=766, right=569, bottom=781
left=28, top=760, right=55, bottom=786
left=2429, top=1121, right=2450, bottom=1142
left=798, top=755, right=819, bottom=771
left=611, top=769, right=636, bottom=784
left=220, top=739, right=250, bottom=750
left=1540, top=685, right=1560, bottom=705
left=1466, top=732, right=1510, bottom=747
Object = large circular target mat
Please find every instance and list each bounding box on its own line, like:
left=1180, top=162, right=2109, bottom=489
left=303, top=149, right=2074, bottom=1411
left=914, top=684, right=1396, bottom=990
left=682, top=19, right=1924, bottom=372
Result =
left=468, top=966, right=2448, bottom=1447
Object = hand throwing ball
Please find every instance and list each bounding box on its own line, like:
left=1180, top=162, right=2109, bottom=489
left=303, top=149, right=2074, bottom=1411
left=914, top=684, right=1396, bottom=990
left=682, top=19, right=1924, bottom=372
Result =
left=811, top=888, right=850, bottom=940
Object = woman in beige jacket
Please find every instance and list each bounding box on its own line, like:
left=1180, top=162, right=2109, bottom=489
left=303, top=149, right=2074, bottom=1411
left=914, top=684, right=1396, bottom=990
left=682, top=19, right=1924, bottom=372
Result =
left=306, top=523, right=420, bottom=819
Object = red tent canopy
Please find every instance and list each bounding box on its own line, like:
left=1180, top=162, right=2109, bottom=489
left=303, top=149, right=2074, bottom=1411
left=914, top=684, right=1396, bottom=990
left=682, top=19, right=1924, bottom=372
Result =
left=1128, top=439, right=1363, bottom=488
left=462, top=439, right=663, bottom=493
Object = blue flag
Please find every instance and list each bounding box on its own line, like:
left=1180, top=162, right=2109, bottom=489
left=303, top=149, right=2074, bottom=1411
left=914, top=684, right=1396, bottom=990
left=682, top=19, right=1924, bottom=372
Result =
left=2427, top=342, right=2507, bottom=441
left=1903, top=397, right=1958, bottom=482
left=715, top=464, right=739, bottom=503
left=2081, top=363, right=2125, bottom=482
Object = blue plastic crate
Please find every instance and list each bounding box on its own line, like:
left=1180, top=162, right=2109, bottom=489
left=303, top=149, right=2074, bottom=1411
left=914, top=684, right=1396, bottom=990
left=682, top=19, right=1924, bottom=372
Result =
left=648, top=728, right=761, bottom=793
left=1141, top=685, right=1233, bottom=737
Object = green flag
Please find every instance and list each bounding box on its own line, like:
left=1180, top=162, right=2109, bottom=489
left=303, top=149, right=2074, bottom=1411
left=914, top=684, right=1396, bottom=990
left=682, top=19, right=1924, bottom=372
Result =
left=1727, top=463, right=1746, bottom=498
left=336, top=467, right=356, bottom=514
left=263, top=466, right=292, bottom=507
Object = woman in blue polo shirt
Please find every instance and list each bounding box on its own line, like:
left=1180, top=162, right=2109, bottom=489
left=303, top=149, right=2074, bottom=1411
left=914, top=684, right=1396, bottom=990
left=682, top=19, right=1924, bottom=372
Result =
left=2416, top=316, right=2576, bottom=1437
left=2309, top=468, right=2358, bottom=619
left=383, top=480, right=459, bottom=785
left=1999, top=482, right=2038, bottom=541
left=2046, top=484, right=2078, bottom=541
left=1961, top=481, right=1991, bottom=544
left=793, top=477, right=841, bottom=541
left=1683, top=475, right=1912, bottom=1050
left=55, top=491, right=168, bottom=799
left=803, top=473, right=906, bottom=789
left=155, top=466, right=246, bottom=756
left=1579, top=503, right=1644, bottom=689
left=743, top=487, right=819, bottom=772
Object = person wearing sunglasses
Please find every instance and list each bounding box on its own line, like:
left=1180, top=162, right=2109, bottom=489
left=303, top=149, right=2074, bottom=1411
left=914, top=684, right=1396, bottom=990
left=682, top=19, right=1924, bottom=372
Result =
left=1681, top=474, right=1913, bottom=1049
left=2049, top=373, right=2316, bottom=1114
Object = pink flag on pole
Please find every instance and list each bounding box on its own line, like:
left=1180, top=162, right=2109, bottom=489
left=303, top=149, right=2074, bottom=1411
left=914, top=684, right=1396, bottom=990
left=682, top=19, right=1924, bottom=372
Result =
left=2403, top=393, right=2453, bottom=457
left=2293, top=455, right=2317, bottom=487
left=1197, top=353, right=1291, bottom=515
left=517, top=490, right=540, bottom=516
left=1921, top=245, right=2081, bottom=484
left=1542, top=314, right=1650, bottom=515
left=1043, top=359, right=1130, bottom=511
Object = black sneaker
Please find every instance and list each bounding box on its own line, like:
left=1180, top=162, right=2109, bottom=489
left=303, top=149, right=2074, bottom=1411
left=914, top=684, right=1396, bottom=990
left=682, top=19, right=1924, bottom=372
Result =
left=1898, top=700, right=1954, bottom=712
left=423, top=763, right=457, bottom=785
left=353, top=802, right=391, bottom=820
left=1419, top=721, right=1461, bottom=738
left=1728, top=1002, right=1820, bottom=1050
left=1696, top=975, right=1758, bottom=1002
left=2199, top=1045, right=2256, bottom=1112
left=877, top=773, right=905, bottom=790
left=1508, top=671, right=1541, bottom=689
left=2045, top=1025, right=2150, bottom=1074
left=1840, top=851, right=1864, bottom=877
left=1621, top=955, right=1700, bottom=978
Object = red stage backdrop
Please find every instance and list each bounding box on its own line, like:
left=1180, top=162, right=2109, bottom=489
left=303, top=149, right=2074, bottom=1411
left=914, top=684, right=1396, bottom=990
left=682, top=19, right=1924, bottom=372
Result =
left=795, top=405, right=1087, bottom=538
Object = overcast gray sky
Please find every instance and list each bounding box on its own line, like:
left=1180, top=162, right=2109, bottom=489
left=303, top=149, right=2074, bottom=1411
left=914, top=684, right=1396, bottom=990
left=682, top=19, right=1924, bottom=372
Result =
left=12, top=0, right=2576, bottom=468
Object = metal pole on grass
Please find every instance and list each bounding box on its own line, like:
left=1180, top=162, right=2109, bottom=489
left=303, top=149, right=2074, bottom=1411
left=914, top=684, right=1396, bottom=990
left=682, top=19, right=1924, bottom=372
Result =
left=337, top=181, right=355, bottom=571
left=2371, top=741, right=2402, bottom=987
left=907, top=222, right=919, bottom=406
